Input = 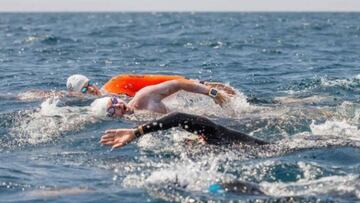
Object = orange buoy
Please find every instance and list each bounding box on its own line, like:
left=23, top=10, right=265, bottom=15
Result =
left=102, top=74, right=186, bottom=96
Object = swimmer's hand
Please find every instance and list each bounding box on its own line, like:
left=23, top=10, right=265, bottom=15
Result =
left=205, top=82, right=236, bottom=96
left=213, top=91, right=230, bottom=107
left=100, top=129, right=136, bottom=150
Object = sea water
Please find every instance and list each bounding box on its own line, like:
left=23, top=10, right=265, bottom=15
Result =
left=0, top=13, right=360, bottom=202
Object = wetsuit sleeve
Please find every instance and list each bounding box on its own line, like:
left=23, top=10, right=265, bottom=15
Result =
left=135, top=112, right=268, bottom=145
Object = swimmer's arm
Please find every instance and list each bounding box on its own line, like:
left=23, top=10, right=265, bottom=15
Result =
left=146, top=79, right=210, bottom=97
left=100, top=112, right=218, bottom=149
left=101, top=112, right=268, bottom=149
left=142, top=79, right=229, bottom=106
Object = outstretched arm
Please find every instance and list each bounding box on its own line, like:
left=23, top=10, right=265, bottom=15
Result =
left=138, top=79, right=229, bottom=106
left=100, top=112, right=268, bottom=150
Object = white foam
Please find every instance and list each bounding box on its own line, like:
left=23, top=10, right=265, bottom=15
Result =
left=144, top=153, right=235, bottom=191
left=320, top=74, right=360, bottom=88
left=23, top=35, right=42, bottom=43
left=310, top=120, right=360, bottom=139
left=10, top=97, right=96, bottom=144
left=163, top=89, right=256, bottom=119
left=273, top=95, right=331, bottom=105
left=17, top=90, right=63, bottom=101
left=137, top=133, right=165, bottom=149
left=136, top=129, right=194, bottom=152
left=297, top=161, right=325, bottom=181
left=121, top=148, right=239, bottom=192
left=261, top=175, right=360, bottom=199
left=335, top=101, right=360, bottom=123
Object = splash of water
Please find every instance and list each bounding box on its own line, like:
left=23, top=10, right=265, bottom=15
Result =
left=262, top=175, right=360, bottom=199
left=310, top=120, right=360, bottom=140
left=320, top=74, right=360, bottom=89
left=163, top=89, right=256, bottom=119
left=9, top=97, right=97, bottom=145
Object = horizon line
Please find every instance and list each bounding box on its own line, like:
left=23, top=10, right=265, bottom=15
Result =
left=1, top=10, right=360, bottom=13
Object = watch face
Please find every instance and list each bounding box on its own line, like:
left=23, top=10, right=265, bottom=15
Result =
left=210, top=89, right=218, bottom=97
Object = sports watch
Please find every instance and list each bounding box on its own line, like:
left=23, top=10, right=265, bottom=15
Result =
left=208, top=88, right=218, bottom=98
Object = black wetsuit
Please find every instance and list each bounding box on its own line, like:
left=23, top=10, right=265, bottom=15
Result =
left=138, top=112, right=268, bottom=145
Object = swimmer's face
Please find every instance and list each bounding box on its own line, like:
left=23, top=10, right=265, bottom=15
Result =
left=81, top=80, right=101, bottom=96
left=87, top=84, right=101, bottom=96
left=106, top=97, right=128, bottom=117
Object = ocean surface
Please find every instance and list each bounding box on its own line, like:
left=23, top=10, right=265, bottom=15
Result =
left=0, top=13, right=360, bottom=202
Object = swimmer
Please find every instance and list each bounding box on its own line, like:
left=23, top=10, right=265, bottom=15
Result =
left=66, top=74, right=103, bottom=96
left=100, top=112, right=268, bottom=149
left=92, top=79, right=231, bottom=117
left=15, top=73, right=234, bottom=101
left=66, top=74, right=236, bottom=97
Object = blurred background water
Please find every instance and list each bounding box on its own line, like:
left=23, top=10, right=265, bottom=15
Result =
left=0, top=13, right=360, bottom=202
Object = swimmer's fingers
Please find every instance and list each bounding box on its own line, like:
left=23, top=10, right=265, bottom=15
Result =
left=111, top=138, right=130, bottom=149
left=101, top=133, right=115, bottom=139
left=111, top=138, right=131, bottom=150
left=100, top=132, right=116, bottom=143
left=105, top=130, right=137, bottom=150
left=223, top=87, right=236, bottom=96
left=100, top=137, right=124, bottom=148
left=214, top=92, right=230, bottom=107
left=101, top=140, right=115, bottom=146
left=213, top=98, right=222, bottom=107
left=100, top=136, right=115, bottom=144
left=104, top=129, right=121, bottom=134
left=100, top=129, right=126, bottom=145
left=111, top=142, right=126, bottom=150
left=103, top=128, right=133, bottom=137
left=216, top=85, right=236, bottom=96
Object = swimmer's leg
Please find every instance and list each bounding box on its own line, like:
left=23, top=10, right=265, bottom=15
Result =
left=217, top=125, right=269, bottom=145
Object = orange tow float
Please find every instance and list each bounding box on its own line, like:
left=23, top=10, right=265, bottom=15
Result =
left=103, top=74, right=185, bottom=96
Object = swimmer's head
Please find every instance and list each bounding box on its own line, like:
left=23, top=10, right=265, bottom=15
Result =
left=91, top=96, right=131, bottom=118
left=66, top=74, right=101, bottom=96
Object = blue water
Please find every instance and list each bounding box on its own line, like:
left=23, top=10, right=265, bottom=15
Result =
left=1, top=13, right=360, bottom=202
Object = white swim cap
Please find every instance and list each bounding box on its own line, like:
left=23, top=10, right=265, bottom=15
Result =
left=90, top=96, right=128, bottom=118
left=90, top=97, right=111, bottom=117
left=66, top=74, right=89, bottom=93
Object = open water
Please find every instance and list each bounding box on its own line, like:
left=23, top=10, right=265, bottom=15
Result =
left=0, top=13, right=360, bottom=202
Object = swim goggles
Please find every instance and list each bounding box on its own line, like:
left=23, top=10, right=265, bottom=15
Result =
left=106, top=97, right=119, bottom=117
left=81, top=80, right=94, bottom=93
